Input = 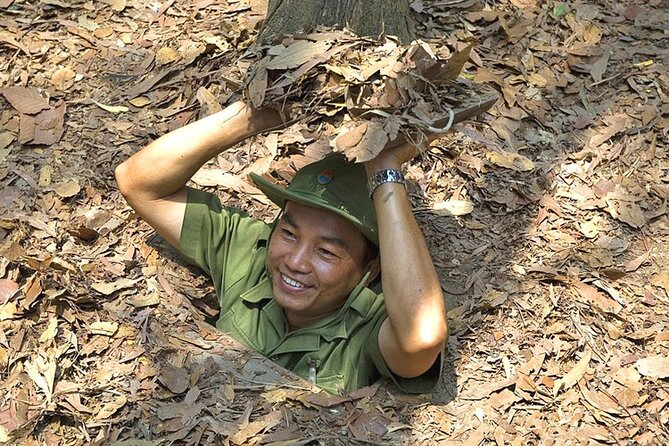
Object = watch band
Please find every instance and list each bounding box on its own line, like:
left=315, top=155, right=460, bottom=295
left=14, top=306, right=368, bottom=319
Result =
left=367, top=169, right=405, bottom=197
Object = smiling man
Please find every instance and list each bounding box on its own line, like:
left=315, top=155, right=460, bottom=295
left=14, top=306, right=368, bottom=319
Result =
left=115, top=101, right=447, bottom=394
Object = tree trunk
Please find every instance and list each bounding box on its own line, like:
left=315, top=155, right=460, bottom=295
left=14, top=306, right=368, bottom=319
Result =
left=258, top=0, right=415, bottom=44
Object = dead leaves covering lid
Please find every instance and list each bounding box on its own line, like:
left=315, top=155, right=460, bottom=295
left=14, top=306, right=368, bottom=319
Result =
left=244, top=31, right=495, bottom=162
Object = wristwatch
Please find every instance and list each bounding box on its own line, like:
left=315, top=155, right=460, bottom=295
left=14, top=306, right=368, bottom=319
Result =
left=367, top=169, right=405, bottom=197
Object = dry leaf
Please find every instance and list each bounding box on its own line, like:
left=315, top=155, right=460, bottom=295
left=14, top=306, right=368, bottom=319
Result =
left=51, top=67, right=76, bottom=91
left=553, top=349, right=591, bottom=396
left=91, top=278, right=140, bottom=295
left=651, top=271, right=669, bottom=292
left=0, top=86, right=49, bottom=114
left=129, top=96, right=152, bottom=107
left=332, top=121, right=388, bottom=162
left=38, top=317, right=58, bottom=343
left=0, top=302, right=19, bottom=321
left=248, top=58, right=269, bottom=108
left=196, top=87, right=222, bottom=116
left=0, top=132, right=13, bottom=151
left=106, top=0, right=126, bottom=12
left=19, top=100, right=66, bottom=145
left=127, top=293, right=160, bottom=308
left=573, top=280, right=622, bottom=314
left=0, top=279, right=19, bottom=304
left=433, top=199, right=474, bottom=216
left=159, top=363, right=189, bottom=394
left=267, top=40, right=332, bottom=70
left=156, top=47, right=180, bottom=66
left=91, top=99, right=129, bottom=114
left=54, top=179, right=81, bottom=198
left=486, top=150, right=535, bottom=171
left=38, top=165, right=53, bottom=188
left=579, top=219, right=599, bottom=238
left=231, top=410, right=283, bottom=445
left=90, top=321, right=119, bottom=336
left=590, top=50, right=611, bottom=82
left=95, top=395, right=127, bottom=420
left=635, top=355, right=669, bottom=379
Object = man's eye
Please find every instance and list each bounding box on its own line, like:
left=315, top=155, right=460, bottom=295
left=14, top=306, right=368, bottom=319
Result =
left=281, top=229, right=296, bottom=239
left=318, top=248, right=337, bottom=259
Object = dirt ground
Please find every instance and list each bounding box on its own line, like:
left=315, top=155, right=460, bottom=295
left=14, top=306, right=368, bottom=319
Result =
left=1, top=0, right=668, bottom=444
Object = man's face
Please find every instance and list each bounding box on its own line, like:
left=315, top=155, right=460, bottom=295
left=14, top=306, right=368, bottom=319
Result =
left=266, top=201, right=374, bottom=329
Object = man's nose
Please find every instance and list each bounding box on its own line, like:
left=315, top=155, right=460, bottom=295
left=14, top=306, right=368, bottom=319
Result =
left=284, top=243, right=311, bottom=273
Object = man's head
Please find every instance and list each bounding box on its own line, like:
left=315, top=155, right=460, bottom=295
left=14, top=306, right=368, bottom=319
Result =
left=249, top=153, right=378, bottom=246
left=249, top=154, right=379, bottom=328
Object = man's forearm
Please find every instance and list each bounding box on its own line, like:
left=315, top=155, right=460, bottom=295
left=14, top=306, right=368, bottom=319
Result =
left=372, top=180, right=447, bottom=354
left=115, top=101, right=279, bottom=203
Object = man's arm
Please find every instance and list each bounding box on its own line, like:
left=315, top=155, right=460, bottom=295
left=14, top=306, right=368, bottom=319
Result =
left=115, top=101, right=284, bottom=248
left=366, top=145, right=448, bottom=378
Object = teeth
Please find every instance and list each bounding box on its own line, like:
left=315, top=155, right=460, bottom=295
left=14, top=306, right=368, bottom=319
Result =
left=282, top=274, right=306, bottom=288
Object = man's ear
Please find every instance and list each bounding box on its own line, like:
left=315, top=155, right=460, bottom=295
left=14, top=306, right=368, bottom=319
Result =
left=364, top=256, right=381, bottom=287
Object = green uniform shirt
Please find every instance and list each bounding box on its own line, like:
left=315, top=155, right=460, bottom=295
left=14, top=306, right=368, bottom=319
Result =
left=179, top=188, right=441, bottom=394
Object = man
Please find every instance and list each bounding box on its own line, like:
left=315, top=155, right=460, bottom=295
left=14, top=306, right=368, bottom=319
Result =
left=115, top=101, right=447, bottom=394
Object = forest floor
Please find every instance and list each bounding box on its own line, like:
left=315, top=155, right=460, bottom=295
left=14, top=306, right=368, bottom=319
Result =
left=1, top=0, right=668, bottom=445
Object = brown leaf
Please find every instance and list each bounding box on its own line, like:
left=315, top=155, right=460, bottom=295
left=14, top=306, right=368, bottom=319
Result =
left=156, top=47, right=180, bottom=66
left=20, top=100, right=66, bottom=145
left=651, top=271, right=669, bottom=292
left=196, top=86, right=222, bottom=116
left=90, top=321, right=119, bottom=336
left=91, top=278, right=140, bottom=296
left=590, top=50, right=610, bottom=82
left=433, top=199, right=474, bottom=216
left=0, top=302, right=19, bottom=321
left=94, top=395, right=127, bottom=420
left=489, top=388, right=518, bottom=411
left=127, top=293, right=160, bottom=308
left=124, top=68, right=179, bottom=99
left=553, top=349, right=591, bottom=396
left=573, top=280, right=622, bottom=314
left=51, top=67, right=76, bottom=91
left=429, top=43, right=474, bottom=84
left=159, top=363, right=189, bottom=394
left=231, top=409, right=283, bottom=445
left=635, top=355, right=669, bottom=378
left=54, top=179, right=81, bottom=198
left=486, top=150, right=535, bottom=171
left=0, top=279, right=19, bottom=305
left=266, top=40, right=332, bottom=70
left=578, top=381, right=621, bottom=415
left=625, top=251, right=651, bottom=272
left=0, top=86, right=49, bottom=114
left=332, top=121, right=388, bottom=162
left=349, top=412, right=389, bottom=441
left=106, top=0, right=126, bottom=11
left=0, top=30, right=29, bottom=55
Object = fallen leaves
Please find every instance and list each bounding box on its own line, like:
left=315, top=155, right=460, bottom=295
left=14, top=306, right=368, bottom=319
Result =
left=245, top=30, right=495, bottom=162
left=1, top=0, right=668, bottom=444
left=91, top=278, right=140, bottom=296
left=635, top=356, right=669, bottom=379
left=485, top=150, right=535, bottom=171
left=91, top=99, right=129, bottom=114
left=90, top=321, right=119, bottom=336
left=54, top=179, right=81, bottom=198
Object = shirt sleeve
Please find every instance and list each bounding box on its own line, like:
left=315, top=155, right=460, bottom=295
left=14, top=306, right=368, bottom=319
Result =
left=364, top=310, right=444, bottom=394
left=179, top=187, right=271, bottom=312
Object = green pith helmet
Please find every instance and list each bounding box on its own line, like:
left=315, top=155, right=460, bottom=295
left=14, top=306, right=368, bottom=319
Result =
left=249, top=153, right=378, bottom=246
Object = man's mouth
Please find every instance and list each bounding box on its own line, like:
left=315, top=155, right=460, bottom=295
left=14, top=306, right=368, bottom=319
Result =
left=281, top=273, right=307, bottom=289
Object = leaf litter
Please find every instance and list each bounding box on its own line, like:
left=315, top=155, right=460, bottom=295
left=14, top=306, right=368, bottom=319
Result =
left=0, top=0, right=668, bottom=444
